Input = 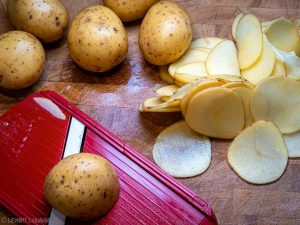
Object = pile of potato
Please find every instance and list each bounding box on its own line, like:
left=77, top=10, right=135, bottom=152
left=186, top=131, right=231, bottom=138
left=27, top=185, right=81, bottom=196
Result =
left=140, top=13, right=300, bottom=184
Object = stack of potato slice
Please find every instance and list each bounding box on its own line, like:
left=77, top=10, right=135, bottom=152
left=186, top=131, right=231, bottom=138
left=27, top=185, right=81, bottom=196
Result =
left=139, top=13, right=300, bottom=184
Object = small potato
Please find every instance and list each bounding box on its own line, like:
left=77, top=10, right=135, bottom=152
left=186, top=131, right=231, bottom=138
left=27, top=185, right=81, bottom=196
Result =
left=139, top=1, right=192, bottom=65
left=7, top=0, right=69, bottom=43
left=0, top=31, right=45, bottom=89
left=67, top=5, right=128, bottom=72
left=44, top=153, right=119, bottom=218
left=103, top=0, right=158, bottom=22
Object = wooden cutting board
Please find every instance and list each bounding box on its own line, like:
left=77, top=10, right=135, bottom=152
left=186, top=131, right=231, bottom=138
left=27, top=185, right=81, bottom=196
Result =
left=0, top=0, right=300, bottom=224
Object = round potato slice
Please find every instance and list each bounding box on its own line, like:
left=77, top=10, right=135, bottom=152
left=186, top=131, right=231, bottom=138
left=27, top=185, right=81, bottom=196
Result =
left=153, top=121, right=211, bottom=178
left=232, top=13, right=244, bottom=40
left=283, top=132, right=300, bottom=158
left=251, top=76, right=300, bottom=134
left=175, top=62, right=208, bottom=77
left=222, top=81, right=254, bottom=89
left=227, top=121, right=288, bottom=184
left=271, top=59, right=286, bottom=76
left=185, top=87, right=245, bottom=139
left=189, top=37, right=224, bottom=50
left=155, top=85, right=180, bottom=98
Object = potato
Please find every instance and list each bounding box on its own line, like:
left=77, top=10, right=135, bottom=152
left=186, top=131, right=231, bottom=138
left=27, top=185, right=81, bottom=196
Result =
left=189, top=37, right=223, bottom=50
left=67, top=5, right=128, bottom=72
left=7, top=0, right=69, bottom=43
left=139, top=1, right=192, bottom=65
left=0, top=31, right=45, bottom=89
left=103, top=0, right=158, bottom=22
left=44, top=153, right=119, bottom=218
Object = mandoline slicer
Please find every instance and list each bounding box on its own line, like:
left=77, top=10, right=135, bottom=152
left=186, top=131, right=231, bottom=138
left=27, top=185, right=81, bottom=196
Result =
left=0, top=91, right=218, bottom=225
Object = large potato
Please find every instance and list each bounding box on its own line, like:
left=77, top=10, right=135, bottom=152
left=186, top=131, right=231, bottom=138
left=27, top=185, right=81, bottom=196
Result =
left=139, top=1, right=192, bottom=65
left=67, top=5, right=128, bottom=72
left=7, top=0, right=69, bottom=43
left=44, top=153, right=119, bottom=218
left=103, top=0, right=158, bottom=22
left=0, top=31, right=45, bottom=89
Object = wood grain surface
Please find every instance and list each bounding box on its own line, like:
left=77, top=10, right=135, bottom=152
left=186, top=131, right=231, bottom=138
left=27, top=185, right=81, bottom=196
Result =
left=1, top=1, right=300, bottom=225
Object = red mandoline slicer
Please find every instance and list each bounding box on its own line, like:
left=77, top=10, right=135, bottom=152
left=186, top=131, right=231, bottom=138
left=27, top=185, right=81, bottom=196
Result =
left=0, top=90, right=218, bottom=225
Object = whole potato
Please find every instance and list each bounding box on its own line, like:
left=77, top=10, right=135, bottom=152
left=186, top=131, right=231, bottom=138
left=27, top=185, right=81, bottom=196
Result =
left=139, top=1, right=192, bottom=65
left=0, top=31, right=45, bottom=89
left=44, top=153, right=119, bottom=218
left=67, top=5, right=128, bottom=72
left=7, top=0, right=69, bottom=43
left=103, top=0, right=158, bottom=22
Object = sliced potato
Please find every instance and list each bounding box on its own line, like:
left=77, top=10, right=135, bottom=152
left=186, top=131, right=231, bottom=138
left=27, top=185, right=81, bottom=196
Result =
left=294, top=19, right=300, bottom=35
left=231, top=87, right=254, bottom=127
left=227, top=121, right=288, bottom=184
left=153, top=121, right=211, bottom=178
left=232, top=13, right=244, bottom=40
left=283, top=132, right=300, bottom=158
left=189, top=37, right=224, bottom=50
left=181, top=79, right=225, bottom=116
left=271, top=59, right=286, bottom=76
left=175, top=62, right=208, bottom=77
left=206, top=40, right=240, bottom=76
left=140, top=97, right=181, bottom=112
left=139, top=104, right=181, bottom=112
left=174, top=73, right=201, bottom=84
left=284, top=55, right=300, bottom=80
left=235, top=14, right=263, bottom=69
left=184, top=87, right=245, bottom=139
left=174, top=80, right=186, bottom=87
left=265, top=18, right=300, bottom=53
left=159, top=66, right=174, bottom=84
left=251, top=76, right=300, bottom=133
left=209, top=74, right=246, bottom=82
left=222, top=81, right=254, bottom=89
left=155, top=85, right=180, bottom=98
left=241, top=37, right=275, bottom=85
left=168, top=49, right=209, bottom=76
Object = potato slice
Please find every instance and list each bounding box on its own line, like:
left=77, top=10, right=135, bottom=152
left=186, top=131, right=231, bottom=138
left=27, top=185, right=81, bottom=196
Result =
left=184, top=87, right=245, bottom=139
left=227, top=121, right=288, bottom=184
left=181, top=79, right=225, bottom=116
left=222, top=81, right=254, bottom=89
left=235, top=14, right=263, bottom=69
left=241, top=37, right=275, bottom=85
left=159, top=66, right=174, bottom=84
left=271, top=59, right=286, bottom=76
left=155, top=85, right=180, bottom=98
left=206, top=40, right=240, bottom=76
left=168, top=49, right=209, bottom=76
left=284, top=55, right=300, bottom=80
left=265, top=18, right=300, bottom=53
left=251, top=76, right=300, bottom=133
left=139, top=105, right=181, bottom=112
left=174, top=73, right=201, bottom=84
left=231, top=87, right=254, bottom=127
left=153, top=121, right=211, bottom=178
left=232, top=13, right=244, bottom=40
left=174, top=80, right=186, bottom=87
left=294, top=19, right=300, bottom=35
left=175, top=62, right=208, bottom=77
left=139, top=97, right=181, bottom=112
left=209, top=74, right=246, bottom=82
left=189, top=37, right=224, bottom=50
left=283, top=132, right=300, bottom=158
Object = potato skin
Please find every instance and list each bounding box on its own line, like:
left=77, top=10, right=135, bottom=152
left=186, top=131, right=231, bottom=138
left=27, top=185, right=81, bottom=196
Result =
left=103, top=0, right=158, bottom=22
left=0, top=31, right=45, bottom=89
left=44, top=153, right=119, bottom=218
left=139, top=1, right=192, bottom=65
left=7, top=0, right=69, bottom=43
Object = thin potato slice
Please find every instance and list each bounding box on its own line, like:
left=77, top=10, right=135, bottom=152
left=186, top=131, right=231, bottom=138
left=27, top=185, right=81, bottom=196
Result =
left=185, top=87, right=245, bottom=139
left=142, top=97, right=180, bottom=108
left=174, top=73, right=201, bottom=84
left=294, top=19, right=300, bottom=35
left=139, top=104, right=181, bottom=112
left=227, top=121, right=288, bottom=184
left=206, top=40, right=240, bottom=76
left=284, top=55, right=300, bottom=80
left=251, top=76, right=300, bottom=133
left=209, top=74, right=246, bottom=82
left=241, top=37, right=275, bottom=85
left=231, top=87, right=254, bottom=127
left=181, top=79, right=225, bottom=116
left=153, top=121, right=211, bottom=178
left=271, top=59, right=286, bottom=76
left=155, top=85, right=180, bottom=98
left=174, top=80, right=186, bottom=87
left=222, top=81, right=254, bottom=89
left=235, top=14, right=263, bottom=69
left=175, top=62, right=208, bottom=77
left=189, top=37, right=224, bottom=50
left=168, top=49, right=209, bottom=76
left=159, top=66, right=174, bottom=84
left=232, top=13, right=244, bottom=40
left=283, top=132, right=300, bottom=157
left=265, top=18, right=300, bottom=53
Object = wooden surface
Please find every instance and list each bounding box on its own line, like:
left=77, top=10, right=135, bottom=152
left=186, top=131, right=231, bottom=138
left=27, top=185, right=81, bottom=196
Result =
left=1, top=1, right=300, bottom=225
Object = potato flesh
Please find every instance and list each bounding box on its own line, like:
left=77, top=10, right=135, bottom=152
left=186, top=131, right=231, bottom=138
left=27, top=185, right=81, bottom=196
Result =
left=236, top=14, right=263, bottom=69
left=159, top=66, right=174, bottom=84
left=189, top=37, right=223, bottom=49
left=153, top=121, right=211, bottom=178
left=232, top=13, right=244, bottom=40
left=241, top=37, right=275, bottom=85
left=227, top=121, right=288, bottom=184
left=283, top=132, right=300, bottom=158
left=271, top=59, right=286, bottom=76
left=206, top=40, right=240, bottom=76
left=155, top=84, right=180, bottom=98
left=284, top=55, right=300, bottom=80
left=251, top=76, right=300, bottom=133
left=185, top=87, right=245, bottom=139
left=175, top=62, right=208, bottom=77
